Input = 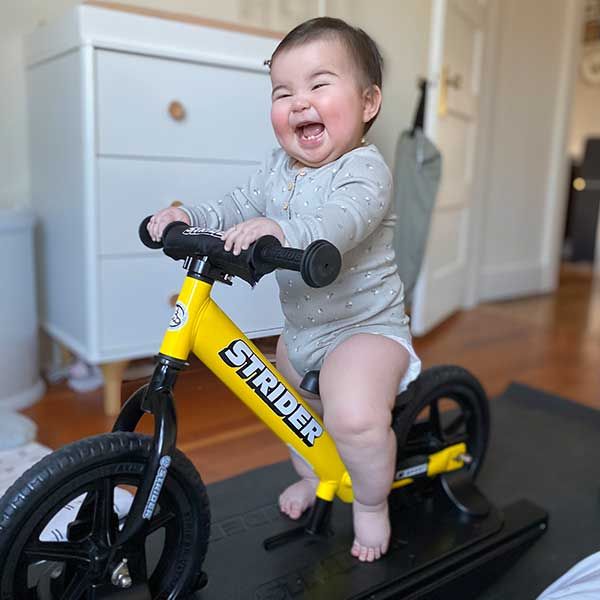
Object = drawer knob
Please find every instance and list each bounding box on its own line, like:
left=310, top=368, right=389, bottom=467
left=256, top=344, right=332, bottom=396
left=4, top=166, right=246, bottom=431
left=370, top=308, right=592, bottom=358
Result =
left=169, top=294, right=179, bottom=307
left=168, top=101, right=186, bottom=121
left=171, top=200, right=183, bottom=208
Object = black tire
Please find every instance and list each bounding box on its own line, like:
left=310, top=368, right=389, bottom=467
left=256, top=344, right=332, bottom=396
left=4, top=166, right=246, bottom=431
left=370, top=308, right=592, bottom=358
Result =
left=0, top=432, right=210, bottom=600
left=392, top=365, right=490, bottom=479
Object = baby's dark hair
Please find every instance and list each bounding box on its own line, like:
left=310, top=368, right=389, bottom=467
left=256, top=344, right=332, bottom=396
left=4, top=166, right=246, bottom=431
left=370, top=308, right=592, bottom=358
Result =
left=268, top=17, right=384, bottom=133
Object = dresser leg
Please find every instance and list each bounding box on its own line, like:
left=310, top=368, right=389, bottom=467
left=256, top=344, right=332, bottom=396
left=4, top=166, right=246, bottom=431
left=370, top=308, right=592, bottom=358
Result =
left=100, top=360, right=129, bottom=416
left=58, top=342, right=74, bottom=367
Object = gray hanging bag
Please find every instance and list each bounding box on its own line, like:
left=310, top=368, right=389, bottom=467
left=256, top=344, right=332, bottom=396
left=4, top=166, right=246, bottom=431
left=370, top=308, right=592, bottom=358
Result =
left=393, top=80, right=442, bottom=304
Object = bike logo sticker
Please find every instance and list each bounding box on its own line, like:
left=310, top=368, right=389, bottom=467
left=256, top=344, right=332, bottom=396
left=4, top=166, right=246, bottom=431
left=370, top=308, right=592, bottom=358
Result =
left=182, top=227, right=223, bottom=239
left=143, top=455, right=172, bottom=520
left=169, top=301, right=187, bottom=330
left=218, top=339, right=323, bottom=447
left=395, top=463, right=428, bottom=481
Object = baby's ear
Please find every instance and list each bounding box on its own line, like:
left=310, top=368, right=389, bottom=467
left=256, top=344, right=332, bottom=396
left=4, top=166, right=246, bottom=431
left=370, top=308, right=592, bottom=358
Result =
left=362, top=85, right=382, bottom=124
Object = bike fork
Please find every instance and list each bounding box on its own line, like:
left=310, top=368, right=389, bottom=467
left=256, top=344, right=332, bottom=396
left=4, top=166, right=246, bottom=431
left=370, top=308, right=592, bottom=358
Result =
left=111, top=354, right=185, bottom=547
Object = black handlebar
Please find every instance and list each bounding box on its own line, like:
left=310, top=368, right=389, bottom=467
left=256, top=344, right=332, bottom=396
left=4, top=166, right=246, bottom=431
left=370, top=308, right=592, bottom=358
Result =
left=139, top=216, right=341, bottom=288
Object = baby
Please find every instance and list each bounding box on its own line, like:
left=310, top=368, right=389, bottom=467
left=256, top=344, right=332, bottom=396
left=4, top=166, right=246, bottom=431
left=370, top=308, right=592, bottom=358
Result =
left=148, top=16, right=421, bottom=562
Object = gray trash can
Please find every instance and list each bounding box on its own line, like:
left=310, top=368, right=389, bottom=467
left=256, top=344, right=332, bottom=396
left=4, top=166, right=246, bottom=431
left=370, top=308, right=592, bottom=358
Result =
left=0, top=209, right=45, bottom=411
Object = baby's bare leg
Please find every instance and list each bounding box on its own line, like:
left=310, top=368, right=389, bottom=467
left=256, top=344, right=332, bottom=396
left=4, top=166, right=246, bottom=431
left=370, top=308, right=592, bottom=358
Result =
left=320, top=334, right=409, bottom=562
left=275, top=336, right=323, bottom=519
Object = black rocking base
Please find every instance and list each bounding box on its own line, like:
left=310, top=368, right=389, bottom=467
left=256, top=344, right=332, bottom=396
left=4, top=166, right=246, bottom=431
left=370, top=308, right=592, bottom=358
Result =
left=193, top=463, right=547, bottom=600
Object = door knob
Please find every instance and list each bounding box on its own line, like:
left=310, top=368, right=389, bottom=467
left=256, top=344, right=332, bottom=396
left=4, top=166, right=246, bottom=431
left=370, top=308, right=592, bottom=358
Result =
left=438, top=65, right=463, bottom=116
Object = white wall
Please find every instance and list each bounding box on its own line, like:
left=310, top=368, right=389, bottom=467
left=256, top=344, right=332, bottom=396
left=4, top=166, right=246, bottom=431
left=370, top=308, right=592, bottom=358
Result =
left=339, top=0, right=432, bottom=166
left=478, top=0, right=581, bottom=301
left=0, top=0, right=431, bottom=210
left=568, top=42, right=600, bottom=161
left=1, top=1, right=77, bottom=209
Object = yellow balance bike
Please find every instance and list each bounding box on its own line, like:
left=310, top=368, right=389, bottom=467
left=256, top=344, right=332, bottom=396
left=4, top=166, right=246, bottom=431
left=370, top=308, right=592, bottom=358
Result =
left=0, top=218, right=546, bottom=600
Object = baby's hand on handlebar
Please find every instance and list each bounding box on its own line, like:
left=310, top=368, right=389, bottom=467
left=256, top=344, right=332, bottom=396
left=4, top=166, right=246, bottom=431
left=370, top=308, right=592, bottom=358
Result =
left=147, top=207, right=191, bottom=242
left=222, top=217, right=285, bottom=256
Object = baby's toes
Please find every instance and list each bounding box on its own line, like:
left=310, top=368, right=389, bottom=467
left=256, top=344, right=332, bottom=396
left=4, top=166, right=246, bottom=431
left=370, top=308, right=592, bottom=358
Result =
left=352, top=541, right=381, bottom=562
left=278, top=495, right=290, bottom=515
left=353, top=541, right=367, bottom=562
left=359, top=544, right=369, bottom=562
left=289, top=502, right=302, bottom=519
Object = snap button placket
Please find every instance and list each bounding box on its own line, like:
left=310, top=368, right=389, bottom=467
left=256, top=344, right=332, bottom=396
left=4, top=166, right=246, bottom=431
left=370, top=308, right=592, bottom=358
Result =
left=283, top=170, right=306, bottom=219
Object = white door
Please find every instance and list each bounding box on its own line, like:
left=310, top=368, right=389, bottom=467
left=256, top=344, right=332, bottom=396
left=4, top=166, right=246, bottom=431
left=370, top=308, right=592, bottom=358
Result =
left=411, top=0, right=488, bottom=335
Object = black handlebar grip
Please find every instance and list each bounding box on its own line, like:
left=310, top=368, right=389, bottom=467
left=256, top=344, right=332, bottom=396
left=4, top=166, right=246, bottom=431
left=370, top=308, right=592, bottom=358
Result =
left=255, top=239, right=303, bottom=271
left=301, top=240, right=342, bottom=287
left=256, top=238, right=341, bottom=288
left=139, top=215, right=163, bottom=249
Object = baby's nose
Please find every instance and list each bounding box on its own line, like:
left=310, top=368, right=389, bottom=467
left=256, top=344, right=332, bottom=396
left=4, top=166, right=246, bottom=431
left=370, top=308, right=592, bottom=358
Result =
left=291, top=96, right=310, bottom=112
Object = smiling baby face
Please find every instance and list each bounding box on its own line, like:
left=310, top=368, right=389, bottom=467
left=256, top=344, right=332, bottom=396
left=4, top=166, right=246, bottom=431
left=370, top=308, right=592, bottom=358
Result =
left=269, top=37, right=381, bottom=169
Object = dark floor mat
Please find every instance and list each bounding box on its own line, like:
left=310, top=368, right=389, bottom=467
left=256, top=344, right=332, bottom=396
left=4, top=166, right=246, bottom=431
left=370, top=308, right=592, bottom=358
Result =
left=476, top=382, right=600, bottom=599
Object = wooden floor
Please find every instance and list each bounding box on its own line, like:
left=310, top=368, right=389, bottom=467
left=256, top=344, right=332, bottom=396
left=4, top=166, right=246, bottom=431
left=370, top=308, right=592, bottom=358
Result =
left=24, top=264, right=600, bottom=484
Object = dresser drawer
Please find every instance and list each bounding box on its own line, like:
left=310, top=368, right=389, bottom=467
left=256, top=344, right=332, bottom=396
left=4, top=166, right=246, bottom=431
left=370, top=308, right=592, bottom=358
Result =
left=99, top=255, right=183, bottom=355
left=97, top=157, right=258, bottom=256
left=96, top=50, right=277, bottom=160
left=99, top=255, right=283, bottom=356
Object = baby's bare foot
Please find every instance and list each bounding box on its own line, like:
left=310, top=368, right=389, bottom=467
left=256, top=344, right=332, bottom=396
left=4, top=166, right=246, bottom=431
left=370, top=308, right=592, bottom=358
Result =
left=351, top=500, right=391, bottom=562
left=279, top=478, right=317, bottom=519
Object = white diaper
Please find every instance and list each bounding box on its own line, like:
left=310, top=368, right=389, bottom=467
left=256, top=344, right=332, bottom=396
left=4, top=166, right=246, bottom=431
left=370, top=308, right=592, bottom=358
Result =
left=382, top=334, right=422, bottom=393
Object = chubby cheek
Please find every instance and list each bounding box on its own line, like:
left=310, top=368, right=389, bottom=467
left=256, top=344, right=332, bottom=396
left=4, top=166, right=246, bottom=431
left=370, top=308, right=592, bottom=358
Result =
left=270, top=104, right=292, bottom=145
left=320, top=96, right=359, bottom=138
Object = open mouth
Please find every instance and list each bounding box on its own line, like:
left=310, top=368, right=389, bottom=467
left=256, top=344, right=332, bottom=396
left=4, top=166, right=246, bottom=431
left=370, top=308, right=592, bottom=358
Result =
left=297, top=122, right=325, bottom=141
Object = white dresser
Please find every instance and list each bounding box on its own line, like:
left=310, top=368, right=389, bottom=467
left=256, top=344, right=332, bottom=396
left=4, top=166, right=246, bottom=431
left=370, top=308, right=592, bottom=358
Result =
left=27, top=4, right=284, bottom=413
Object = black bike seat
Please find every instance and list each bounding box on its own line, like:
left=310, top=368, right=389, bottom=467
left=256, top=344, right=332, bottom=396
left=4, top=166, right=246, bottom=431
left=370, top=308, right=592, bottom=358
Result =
left=299, top=370, right=320, bottom=396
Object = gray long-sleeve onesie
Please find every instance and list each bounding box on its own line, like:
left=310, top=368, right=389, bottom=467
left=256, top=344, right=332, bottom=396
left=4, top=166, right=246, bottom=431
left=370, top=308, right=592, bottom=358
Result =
left=182, top=144, right=416, bottom=380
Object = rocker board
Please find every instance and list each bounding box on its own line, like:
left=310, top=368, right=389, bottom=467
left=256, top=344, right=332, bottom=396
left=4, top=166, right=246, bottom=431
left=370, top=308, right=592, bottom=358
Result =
left=193, top=462, right=547, bottom=599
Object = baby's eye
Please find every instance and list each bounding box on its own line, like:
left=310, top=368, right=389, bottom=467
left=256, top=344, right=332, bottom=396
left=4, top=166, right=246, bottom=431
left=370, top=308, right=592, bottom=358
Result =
left=312, top=83, right=329, bottom=90
left=274, top=93, right=291, bottom=101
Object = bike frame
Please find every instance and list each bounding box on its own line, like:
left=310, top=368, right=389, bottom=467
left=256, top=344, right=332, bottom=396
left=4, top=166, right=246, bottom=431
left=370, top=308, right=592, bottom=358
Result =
left=112, top=260, right=467, bottom=547
left=160, top=271, right=352, bottom=501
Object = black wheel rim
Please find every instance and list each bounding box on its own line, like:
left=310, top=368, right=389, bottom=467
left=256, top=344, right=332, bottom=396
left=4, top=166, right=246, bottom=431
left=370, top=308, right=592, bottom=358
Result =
left=9, top=472, right=185, bottom=599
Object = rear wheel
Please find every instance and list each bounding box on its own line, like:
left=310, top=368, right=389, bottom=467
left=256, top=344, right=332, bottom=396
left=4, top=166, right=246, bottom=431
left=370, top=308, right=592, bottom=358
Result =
left=0, top=432, right=210, bottom=599
left=392, top=365, right=490, bottom=479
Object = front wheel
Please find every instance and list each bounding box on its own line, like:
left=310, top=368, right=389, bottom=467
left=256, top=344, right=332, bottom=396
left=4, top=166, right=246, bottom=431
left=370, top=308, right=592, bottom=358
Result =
left=392, top=365, right=490, bottom=479
left=0, top=432, right=210, bottom=599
